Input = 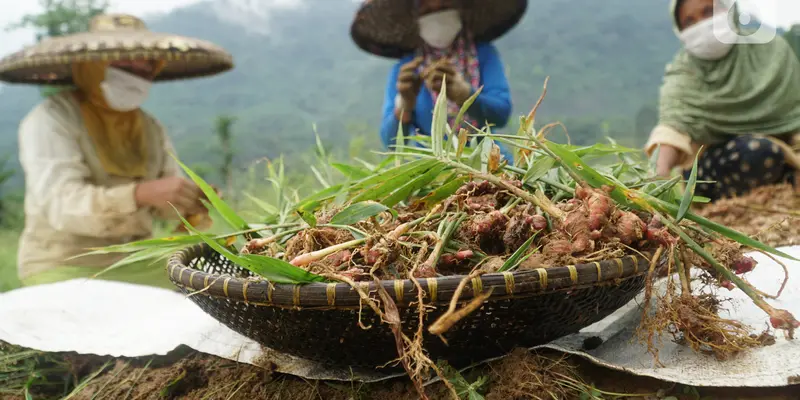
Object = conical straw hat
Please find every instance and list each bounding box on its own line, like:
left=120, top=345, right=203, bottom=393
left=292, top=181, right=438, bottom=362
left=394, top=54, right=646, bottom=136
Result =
left=0, top=13, right=233, bottom=85
left=350, top=0, right=528, bottom=59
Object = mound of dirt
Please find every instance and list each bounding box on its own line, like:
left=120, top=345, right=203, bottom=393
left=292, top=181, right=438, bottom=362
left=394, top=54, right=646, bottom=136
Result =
left=696, top=183, right=799, bottom=247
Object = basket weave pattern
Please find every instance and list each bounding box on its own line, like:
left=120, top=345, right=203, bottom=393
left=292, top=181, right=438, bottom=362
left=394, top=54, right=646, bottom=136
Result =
left=168, top=244, right=649, bottom=369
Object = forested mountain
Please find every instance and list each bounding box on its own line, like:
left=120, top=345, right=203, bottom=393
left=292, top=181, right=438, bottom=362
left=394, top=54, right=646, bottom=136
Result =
left=0, top=0, right=769, bottom=186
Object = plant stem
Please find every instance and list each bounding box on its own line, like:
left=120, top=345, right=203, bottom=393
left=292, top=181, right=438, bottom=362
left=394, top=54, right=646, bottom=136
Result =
left=289, top=238, right=367, bottom=267
left=444, top=160, right=565, bottom=220
left=675, top=246, right=692, bottom=297
left=426, top=213, right=467, bottom=270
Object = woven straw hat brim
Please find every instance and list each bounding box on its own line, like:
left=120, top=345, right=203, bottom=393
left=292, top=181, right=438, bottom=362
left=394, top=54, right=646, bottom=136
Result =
left=0, top=31, right=233, bottom=85
left=350, top=0, right=528, bottom=59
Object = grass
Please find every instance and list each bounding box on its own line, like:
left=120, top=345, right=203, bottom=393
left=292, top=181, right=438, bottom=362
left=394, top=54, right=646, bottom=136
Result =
left=0, top=228, right=21, bottom=293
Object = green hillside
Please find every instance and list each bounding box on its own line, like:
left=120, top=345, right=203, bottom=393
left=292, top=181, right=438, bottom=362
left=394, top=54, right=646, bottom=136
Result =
left=0, top=0, right=680, bottom=187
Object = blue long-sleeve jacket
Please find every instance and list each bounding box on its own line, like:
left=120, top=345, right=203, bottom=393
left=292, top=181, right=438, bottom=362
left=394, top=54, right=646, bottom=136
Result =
left=379, top=42, right=514, bottom=161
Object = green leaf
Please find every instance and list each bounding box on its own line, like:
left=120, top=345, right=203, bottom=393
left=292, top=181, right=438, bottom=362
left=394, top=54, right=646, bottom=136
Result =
left=80, top=235, right=205, bottom=256
left=381, top=163, right=447, bottom=207
left=331, top=163, right=370, bottom=180
left=172, top=154, right=258, bottom=238
left=351, top=159, right=440, bottom=203
left=174, top=207, right=325, bottom=284
left=350, top=158, right=432, bottom=190
left=452, top=86, right=483, bottom=134
left=676, top=150, right=701, bottom=224
left=295, top=184, right=345, bottom=209
left=297, top=208, right=318, bottom=228
left=431, top=76, right=449, bottom=157
left=647, top=175, right=682, bottom=199
left=244, top=192, right=278, bottom=215
left=692, top=195, right=711, bottom=203
left=330, top=201, right=390, bottom=226
left=310, top=165, right=330, bottom=188
left=92, top=246, right=182, bottom=279
left=421, top=174, right=469, bottom=207
left=523, top=156, right=556, bottom=184
left=498, top=233, right=538, bottom=272
left=479, top=136, right=495, bottom=173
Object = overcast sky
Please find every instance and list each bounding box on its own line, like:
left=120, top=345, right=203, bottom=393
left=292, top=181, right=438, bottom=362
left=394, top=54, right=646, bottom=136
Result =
left=0, top=0, right=798, bottom=57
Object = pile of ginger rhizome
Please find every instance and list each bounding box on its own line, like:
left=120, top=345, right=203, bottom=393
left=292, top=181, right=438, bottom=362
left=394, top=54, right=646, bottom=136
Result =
left=237, top=172, right=796, bottom=364
left=244, top=180, right=663, bottom=280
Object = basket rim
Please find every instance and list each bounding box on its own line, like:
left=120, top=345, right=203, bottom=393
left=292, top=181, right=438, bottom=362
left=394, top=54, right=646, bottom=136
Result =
left=167, top=243, right=653, bottom=309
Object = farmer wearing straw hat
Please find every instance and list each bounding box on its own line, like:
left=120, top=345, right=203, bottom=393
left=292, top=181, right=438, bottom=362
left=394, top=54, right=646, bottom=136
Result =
left=645, top=0, right=800, bottom=201
left=351, top=0, right=526, bottom=162
left=0, top=14, right=234, bottom=289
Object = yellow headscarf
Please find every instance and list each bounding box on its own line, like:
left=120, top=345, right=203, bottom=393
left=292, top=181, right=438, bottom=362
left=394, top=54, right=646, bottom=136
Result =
left=71, top=61, right=164, bottom=178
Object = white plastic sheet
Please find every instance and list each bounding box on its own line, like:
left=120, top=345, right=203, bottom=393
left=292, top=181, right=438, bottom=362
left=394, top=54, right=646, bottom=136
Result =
left=1, top=246, right=798, bottom=386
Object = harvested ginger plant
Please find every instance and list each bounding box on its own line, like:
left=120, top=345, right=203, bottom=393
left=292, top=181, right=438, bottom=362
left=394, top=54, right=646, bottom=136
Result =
left=242, top=180, right=658, bottom=281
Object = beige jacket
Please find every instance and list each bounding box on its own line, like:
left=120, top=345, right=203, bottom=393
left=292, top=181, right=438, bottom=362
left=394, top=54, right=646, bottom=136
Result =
left=17, top=91, right=182, bottom=280
left=644, top=124, right=800, bottom=171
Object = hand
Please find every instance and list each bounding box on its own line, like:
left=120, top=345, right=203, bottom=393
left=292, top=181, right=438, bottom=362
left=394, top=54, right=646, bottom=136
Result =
left=422, top=61, right=472, bottom=105
left=654, top=144, right=682, bottom=178
left=135, top=176, right=205, bottom=216
left=396, top=56, right=424, bottom=112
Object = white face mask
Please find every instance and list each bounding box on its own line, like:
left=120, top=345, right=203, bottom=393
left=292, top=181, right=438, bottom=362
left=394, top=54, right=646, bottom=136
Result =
left=100, top=67, right=152, bottom=111
left=418, top=9, right=462, bottom=49
left=679, top=12, right=737, bottom=60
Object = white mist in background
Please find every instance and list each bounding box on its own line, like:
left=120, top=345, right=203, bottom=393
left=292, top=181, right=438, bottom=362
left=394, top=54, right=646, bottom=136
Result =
left=209, top=0, right=306, bottom=35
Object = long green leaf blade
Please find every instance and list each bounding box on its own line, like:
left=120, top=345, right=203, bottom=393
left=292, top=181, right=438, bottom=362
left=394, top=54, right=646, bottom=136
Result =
left=172, top=154, right=258, bottom=237
left=676, top=150, right=701, bottom=223
left=498, top=233, right=537, bottom=272
left=330, top=201, right=390, bottom=226
left=381, top=163, right=447, bottom=207
left=175, top=207, right=325, bottom=283
left=421, top=174, right=468, bottom=207
left=523, top=157, right=556, bottom=184
left=350, top=158, right=432, bottom=190
left=92, top=246, right=180, bottom=278
left=351, top=159, right=440, bottom=203
left=431, top=76, right=449, bottom=157
left=331, top=163, right=370, bottom=180
left=451, top=86, right=483, bottom=134
left=244, top=192, right=278, bottom=215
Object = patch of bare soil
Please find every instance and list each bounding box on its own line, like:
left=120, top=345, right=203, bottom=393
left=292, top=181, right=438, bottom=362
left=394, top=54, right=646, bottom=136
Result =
left=696, top=183, right=800, bottom=248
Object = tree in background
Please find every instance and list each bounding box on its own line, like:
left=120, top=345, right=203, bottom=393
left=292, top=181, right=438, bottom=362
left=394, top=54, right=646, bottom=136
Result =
left=215, top=114, right=237, bottom=198
left=5, top=0, right=109, bottom=97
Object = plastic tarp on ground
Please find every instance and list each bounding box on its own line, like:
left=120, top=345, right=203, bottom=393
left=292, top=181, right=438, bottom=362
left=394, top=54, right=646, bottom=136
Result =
left=1, top=246, right=798, bottom=386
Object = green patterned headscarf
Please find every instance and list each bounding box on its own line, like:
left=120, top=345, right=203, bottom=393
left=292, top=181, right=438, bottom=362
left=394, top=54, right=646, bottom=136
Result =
left=658, top=0, right=800, bottom=144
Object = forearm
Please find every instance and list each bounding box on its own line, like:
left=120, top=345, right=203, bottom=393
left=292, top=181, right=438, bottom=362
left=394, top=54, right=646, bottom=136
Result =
left=42, top=181, right=152, bottom=238
left=645, top=124, right=697, bottom=172
left=655, top=145, right=681, bottom=176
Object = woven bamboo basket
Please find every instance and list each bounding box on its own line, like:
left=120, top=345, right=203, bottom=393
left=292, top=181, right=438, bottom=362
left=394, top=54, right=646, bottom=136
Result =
left=168, top=243, right=651, bottom=370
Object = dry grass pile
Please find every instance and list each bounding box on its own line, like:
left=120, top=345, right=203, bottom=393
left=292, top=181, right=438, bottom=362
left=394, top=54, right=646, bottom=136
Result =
left=696, top=183, right=799, bottom=248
